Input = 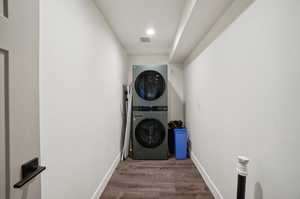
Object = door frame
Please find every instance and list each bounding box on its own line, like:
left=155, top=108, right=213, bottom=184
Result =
left=0, top=48, right=9, bottom=199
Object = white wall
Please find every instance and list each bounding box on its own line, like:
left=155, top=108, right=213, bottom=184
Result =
left=39, top=0, right=127, bottom=199
left=184, top=0, right=300, bottom=198
left=128, top=55, right=184, bottom=121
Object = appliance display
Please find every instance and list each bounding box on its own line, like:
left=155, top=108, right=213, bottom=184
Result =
left=132, top=110, right=168, bottom=160
left=132, top=65, right=167, bottom=107
left=132, top=65, right=168, bottom=160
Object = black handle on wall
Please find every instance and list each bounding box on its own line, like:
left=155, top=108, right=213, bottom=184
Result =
left=13, top=158, right=46, bottom=188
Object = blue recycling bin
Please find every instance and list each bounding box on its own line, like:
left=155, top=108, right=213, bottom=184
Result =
left=174, top=128, right=187, bottom=159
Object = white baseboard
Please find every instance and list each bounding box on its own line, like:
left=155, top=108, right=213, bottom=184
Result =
left=91, top=153, right=120, bottom=199
left=191, top=152, right=224, bottom=199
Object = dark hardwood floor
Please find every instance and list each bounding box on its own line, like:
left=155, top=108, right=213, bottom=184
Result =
left=100, top=157, right=214, bottom=199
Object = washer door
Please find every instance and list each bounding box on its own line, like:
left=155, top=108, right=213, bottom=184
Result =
left=135, top=70, right=166, bottom=101
left=135, top=119, right=166, bottom=148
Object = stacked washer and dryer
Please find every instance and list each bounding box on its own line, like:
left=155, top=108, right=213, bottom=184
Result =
left=132, top=65, right=168, bottom=160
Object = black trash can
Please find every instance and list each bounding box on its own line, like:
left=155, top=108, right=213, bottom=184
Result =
left=168, top=128, right=175, bottom=154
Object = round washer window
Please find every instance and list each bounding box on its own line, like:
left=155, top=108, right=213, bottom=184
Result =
left=135, top=119, right=166, bottom=148
left=135, top=70, right=166, bottom=101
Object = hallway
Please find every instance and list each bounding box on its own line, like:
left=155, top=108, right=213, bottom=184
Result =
left=1, top=0, right=300, bottom=199
left=101, top=158, right=214, bottom=199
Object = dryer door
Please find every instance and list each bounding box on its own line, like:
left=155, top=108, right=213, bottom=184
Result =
left=135, top=119, right=166, bottom=148
left=135, top=70, right=166, bottom=101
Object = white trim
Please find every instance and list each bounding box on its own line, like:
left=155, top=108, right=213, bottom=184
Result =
left=184, top=0, right=254, bottom=65
left=191, top=152, right=224, bottom=199
left=91, top=153, right=120, bottom=199
left=168, top=0, right=198, bottom=63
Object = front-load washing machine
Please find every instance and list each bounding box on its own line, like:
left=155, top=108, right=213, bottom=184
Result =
left=132, top=110, right=168, bottom=160
left=133, top=65, right=167, bottom=107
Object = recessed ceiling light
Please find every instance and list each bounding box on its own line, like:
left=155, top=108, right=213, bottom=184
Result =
left=146, top=28, right=155, bottom=36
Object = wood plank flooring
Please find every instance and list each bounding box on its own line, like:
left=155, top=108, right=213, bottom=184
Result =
left=100, top=158, right=214, bottom=199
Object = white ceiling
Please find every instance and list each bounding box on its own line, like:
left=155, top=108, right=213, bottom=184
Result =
left=95, top=0, right=186, bottom=55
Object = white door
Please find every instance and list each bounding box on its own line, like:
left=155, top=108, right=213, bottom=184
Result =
left=0, top=0, right=40, bottom=199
